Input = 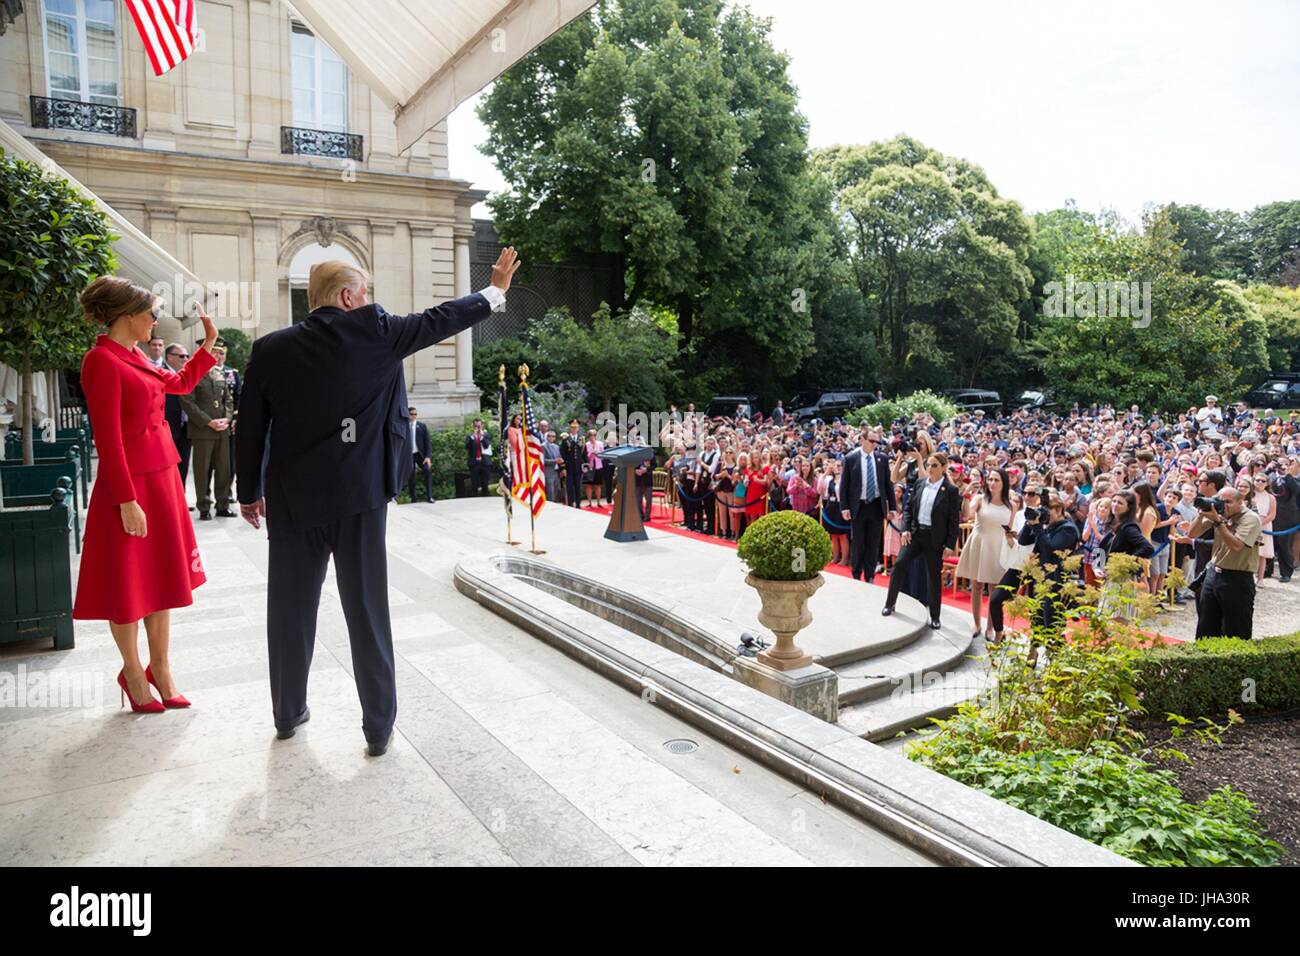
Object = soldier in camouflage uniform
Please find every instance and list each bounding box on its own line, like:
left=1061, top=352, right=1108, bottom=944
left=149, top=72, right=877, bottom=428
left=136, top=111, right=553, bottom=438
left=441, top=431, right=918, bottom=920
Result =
left=181, top=337, right=236, bottom=519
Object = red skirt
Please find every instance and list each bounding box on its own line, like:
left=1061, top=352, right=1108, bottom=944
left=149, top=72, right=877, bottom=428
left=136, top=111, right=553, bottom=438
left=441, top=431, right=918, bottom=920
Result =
left=73, top=465, right=207, bottom=624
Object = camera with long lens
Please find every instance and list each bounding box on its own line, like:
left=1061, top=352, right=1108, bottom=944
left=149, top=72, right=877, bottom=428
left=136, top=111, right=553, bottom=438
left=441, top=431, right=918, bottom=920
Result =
left=1023, top=506, right=1043, bottom=523
left=1194, top=495, right=1225, bottom=515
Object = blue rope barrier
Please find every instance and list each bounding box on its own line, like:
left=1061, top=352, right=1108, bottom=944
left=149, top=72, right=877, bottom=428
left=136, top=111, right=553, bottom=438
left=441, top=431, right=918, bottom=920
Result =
left=820, top=508, right=852, bottom=531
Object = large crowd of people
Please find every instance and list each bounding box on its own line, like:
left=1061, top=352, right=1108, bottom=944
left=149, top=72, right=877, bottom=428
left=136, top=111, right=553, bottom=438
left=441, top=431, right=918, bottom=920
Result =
left=531, top=395, right=1297, bottom=643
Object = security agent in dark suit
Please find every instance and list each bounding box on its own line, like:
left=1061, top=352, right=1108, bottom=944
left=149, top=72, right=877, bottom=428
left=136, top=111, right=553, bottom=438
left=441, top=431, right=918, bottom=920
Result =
left=466, top=418, right=493, bottom=495
left=406, top=406, right=433, bottom=503
left=559, top=420, right=584, bottom=506
left=163, top=343, right=193, bottom=489
left=883, top=452, right=962, bottom=628
left=236, top=248, right=520, bottom=756
left=836, top=426, right=897, bottom=583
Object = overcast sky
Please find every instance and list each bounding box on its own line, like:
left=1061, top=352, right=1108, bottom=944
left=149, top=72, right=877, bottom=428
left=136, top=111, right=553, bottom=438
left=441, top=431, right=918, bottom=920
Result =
left=447, top=0, right=1299, bottom=224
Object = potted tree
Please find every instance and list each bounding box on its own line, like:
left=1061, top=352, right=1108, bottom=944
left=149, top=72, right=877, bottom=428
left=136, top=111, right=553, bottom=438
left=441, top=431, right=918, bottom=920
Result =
left=737, top=510, right=832, bottom=671
left=0, top=151, right=116, bottom=465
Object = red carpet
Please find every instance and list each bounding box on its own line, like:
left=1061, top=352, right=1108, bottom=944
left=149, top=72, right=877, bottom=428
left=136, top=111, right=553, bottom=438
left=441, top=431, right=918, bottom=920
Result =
left=575, top=499, right=1182, bottom=644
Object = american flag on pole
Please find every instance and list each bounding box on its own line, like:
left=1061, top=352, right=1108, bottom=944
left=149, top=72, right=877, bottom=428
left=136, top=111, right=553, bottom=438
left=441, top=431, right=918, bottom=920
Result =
left=510, top=384, right=547, bottom=517
left=124, top=0, right=197, bottom=77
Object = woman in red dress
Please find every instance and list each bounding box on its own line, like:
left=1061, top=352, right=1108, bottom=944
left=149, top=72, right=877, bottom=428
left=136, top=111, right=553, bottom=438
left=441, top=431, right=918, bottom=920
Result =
left=73, top=277, right=218, bottom=713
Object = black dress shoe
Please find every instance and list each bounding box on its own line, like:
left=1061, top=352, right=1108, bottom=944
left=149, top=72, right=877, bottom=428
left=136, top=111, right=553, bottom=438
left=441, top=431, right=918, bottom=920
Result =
left=215, top=509, right=235, bottom=518
left=880, top=606, right=894, bottom=617
left=929, top=619, right=942, bottom=630
left=276, top=706, right=310, bottom=740
left=198, top=510, right=211, bottom=521
left=366, top=732, right=392, bottom=757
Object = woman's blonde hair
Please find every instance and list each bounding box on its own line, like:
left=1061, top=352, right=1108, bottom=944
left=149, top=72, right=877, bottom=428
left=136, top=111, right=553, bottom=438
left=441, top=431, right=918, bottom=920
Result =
left=80, top=276, right=154, bottom=326
left=307, top=260, right=369, bottom=311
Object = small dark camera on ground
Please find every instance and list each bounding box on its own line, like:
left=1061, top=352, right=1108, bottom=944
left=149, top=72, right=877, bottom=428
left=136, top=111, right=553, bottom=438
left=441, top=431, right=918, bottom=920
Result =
left=1194, top=495, right=1225, bottom=514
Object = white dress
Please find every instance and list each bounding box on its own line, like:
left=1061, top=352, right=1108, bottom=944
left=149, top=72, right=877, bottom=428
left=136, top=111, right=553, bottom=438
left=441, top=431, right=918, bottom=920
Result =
left=956, top=499, right=1012, bottom=585
left=1255, top=491, right=1275, bottom=560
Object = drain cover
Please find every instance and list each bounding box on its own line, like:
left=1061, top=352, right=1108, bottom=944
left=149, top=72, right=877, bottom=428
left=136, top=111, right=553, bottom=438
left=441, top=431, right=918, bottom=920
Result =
left=663, top=738, right=699, bottom=754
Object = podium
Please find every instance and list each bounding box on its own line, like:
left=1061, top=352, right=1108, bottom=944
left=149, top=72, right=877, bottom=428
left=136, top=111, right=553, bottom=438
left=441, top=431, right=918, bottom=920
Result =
left=598, top=444, right=656, bottom=542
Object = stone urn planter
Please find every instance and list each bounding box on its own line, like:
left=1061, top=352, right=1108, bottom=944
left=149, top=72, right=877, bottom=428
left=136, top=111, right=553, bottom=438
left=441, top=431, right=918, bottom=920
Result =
left=746, top=572, right=824, bottom=670
left=737, top=510, right=832, bottom=673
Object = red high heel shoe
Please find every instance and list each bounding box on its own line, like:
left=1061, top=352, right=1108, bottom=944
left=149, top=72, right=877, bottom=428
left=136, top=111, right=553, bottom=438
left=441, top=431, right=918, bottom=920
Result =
left=146, top=665, right=191, bottom=709
left=117, top=670, right=165, bottom=714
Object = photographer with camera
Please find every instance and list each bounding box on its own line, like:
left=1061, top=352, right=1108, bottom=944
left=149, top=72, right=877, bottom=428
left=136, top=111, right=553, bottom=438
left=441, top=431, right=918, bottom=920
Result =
left=1188, top=484, right=1262, bottom=640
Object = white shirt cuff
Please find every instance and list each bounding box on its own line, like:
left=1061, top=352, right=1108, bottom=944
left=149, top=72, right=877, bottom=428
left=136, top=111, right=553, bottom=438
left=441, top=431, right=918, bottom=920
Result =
left=477, top=285, right=506, bottom=312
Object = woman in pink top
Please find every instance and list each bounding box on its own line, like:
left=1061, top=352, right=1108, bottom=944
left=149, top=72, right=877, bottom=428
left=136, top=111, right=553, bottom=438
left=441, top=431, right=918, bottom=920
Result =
left=786, top=457, right=819, bottom=517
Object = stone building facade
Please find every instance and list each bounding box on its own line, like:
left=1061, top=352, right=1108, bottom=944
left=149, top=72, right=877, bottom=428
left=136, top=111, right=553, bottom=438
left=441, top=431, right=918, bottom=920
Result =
left=0, top=0, right=485, bottom=422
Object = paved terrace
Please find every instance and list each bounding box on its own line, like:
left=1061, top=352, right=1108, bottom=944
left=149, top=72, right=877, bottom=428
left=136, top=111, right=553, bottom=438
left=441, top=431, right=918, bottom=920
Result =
left=0, top=493, right=934, bottom=867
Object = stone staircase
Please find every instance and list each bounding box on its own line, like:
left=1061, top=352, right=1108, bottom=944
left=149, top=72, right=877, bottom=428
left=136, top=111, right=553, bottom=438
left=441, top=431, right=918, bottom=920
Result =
left=825, top=603, right=993, bottom=743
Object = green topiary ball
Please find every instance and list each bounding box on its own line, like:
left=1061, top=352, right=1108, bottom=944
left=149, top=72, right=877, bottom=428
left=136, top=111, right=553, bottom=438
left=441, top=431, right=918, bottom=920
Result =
left=737, top=511, right=832, bottom=581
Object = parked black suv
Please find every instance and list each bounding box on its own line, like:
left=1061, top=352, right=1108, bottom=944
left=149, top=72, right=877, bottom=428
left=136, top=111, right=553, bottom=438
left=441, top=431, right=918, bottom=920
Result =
left=942, top=389, right=1004, bottom=415
left=705, top=394, right=763, bottom=419
left=1245, top=374, right=1300, bottom=409
left=788, top=389, right=877, bottom=422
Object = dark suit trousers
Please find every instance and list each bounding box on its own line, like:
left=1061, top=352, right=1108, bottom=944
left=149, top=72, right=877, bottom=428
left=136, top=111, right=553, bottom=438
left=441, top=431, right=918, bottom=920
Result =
left=1195, top=566, right=1255, bottom=641
left=565, top=468, right=582, bottom=506
left=173, top=431, right=191, bottom=489
left=469, top=461, right=491, bottom=495
left=408, top=453, right=433, bottom=501
left=886, top=526, right=946, bottom=620
left=849, top=501, right=884, bottom=581
left=267, top=505, right=396, bottom=743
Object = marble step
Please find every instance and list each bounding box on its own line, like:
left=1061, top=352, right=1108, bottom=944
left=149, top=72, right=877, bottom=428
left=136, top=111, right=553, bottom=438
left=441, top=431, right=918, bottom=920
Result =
left=833, top=624, right=975, bottom=707
left=836, top=641, right=992, bottom=743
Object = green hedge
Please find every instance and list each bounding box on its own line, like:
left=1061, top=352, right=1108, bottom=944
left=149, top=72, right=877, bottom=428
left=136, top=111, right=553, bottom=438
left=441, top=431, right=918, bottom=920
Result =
left=846, top=389, right=959, bottom=428
left=1135, top=633, right=1300, bottom=718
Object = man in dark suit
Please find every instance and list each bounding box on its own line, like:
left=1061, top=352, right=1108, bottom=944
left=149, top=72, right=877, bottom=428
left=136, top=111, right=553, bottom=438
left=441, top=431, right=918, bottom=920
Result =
left=883, top=451, right=962, bottom=628
left=837, top=426, right=897, bottom=583
left=163, top=343, right=192, bottom=490
left=405, top=406, right=434, bottom=503
left=236, top=248, right=520, bottom=756
left=465, top=418, right=493, bottom=496
left=559, top=419, right=584, bottom=506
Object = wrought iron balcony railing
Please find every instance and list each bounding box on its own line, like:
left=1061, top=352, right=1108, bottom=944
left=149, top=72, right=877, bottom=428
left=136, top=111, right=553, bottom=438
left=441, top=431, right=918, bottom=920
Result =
left=30, top=95, right=137, bottom=138
left=280, top=125, right=363, bottom=162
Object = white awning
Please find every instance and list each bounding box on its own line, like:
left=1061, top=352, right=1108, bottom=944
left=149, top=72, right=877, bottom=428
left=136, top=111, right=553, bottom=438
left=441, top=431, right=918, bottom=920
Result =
left=0, top=117, right=205, bottom=326
left=284, top=0, right=596, bottom=154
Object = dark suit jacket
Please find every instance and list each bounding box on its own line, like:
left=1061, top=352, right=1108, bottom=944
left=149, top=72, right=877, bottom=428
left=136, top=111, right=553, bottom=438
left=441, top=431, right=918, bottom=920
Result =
left=905, top=476, right=962, bottom=550
left=164, top=393, right=188, bottom=450
left=235, top=294, right=491, bottom=534
left=466, top=432, right=492, bottom=469
left=408, top=421, right=431, bottom=460
left=838, top=447, right=897, bottom=518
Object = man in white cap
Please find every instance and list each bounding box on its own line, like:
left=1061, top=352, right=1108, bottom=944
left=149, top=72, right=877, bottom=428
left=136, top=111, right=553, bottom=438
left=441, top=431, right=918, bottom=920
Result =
left=1196, top=395, right=1223, bottom=428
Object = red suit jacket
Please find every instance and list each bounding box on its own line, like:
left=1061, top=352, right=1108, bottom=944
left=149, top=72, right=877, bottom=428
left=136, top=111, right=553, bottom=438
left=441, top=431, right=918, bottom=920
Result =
left=81, top=335, right=216, bottom=504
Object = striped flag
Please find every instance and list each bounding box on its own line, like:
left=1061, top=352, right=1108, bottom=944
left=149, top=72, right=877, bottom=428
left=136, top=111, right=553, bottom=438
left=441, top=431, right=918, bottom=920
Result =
left=510, top=384, right=547, bottom=517
left=497, top=371, right=512, bottom=515
left=124, top=0, right=197, bottom=77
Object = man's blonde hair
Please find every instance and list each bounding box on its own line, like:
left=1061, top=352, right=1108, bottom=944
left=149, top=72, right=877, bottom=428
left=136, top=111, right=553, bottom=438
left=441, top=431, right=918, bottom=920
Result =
left=307, top=260, right=369, bottom=311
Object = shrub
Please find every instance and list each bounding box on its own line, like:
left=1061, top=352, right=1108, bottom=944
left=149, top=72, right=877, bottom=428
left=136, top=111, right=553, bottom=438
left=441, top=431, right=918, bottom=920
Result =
left=914, top=742, right=1282, bottom=867
left=908, top=563, right=1282, bottom=866
left=847, top=388, right=959, bottom=428
left=737, top=511, right=830, bottom=581
left=1135, top=633, right=1300, bottom=717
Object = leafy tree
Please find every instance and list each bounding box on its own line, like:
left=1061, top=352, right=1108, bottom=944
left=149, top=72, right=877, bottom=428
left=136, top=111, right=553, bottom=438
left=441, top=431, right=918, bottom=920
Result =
left=472, top=336, right=549, bottom=404
left=217, top=326, right=251, bottom=372
left=0, top=152, right=117, bottom=464
left=478, top=0, right=835, bottom=388
left=1245, top=200, right=1300, bottom=284
left=1243, top=283, right=1300, bottom=373
left=812, top=136, right=1033, bottom=391
left=1163, top=203, right=1252, bottom=279
left=1036, top=208, right=1267, bottom=409
left=533, top=304, right=676, bottom=411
